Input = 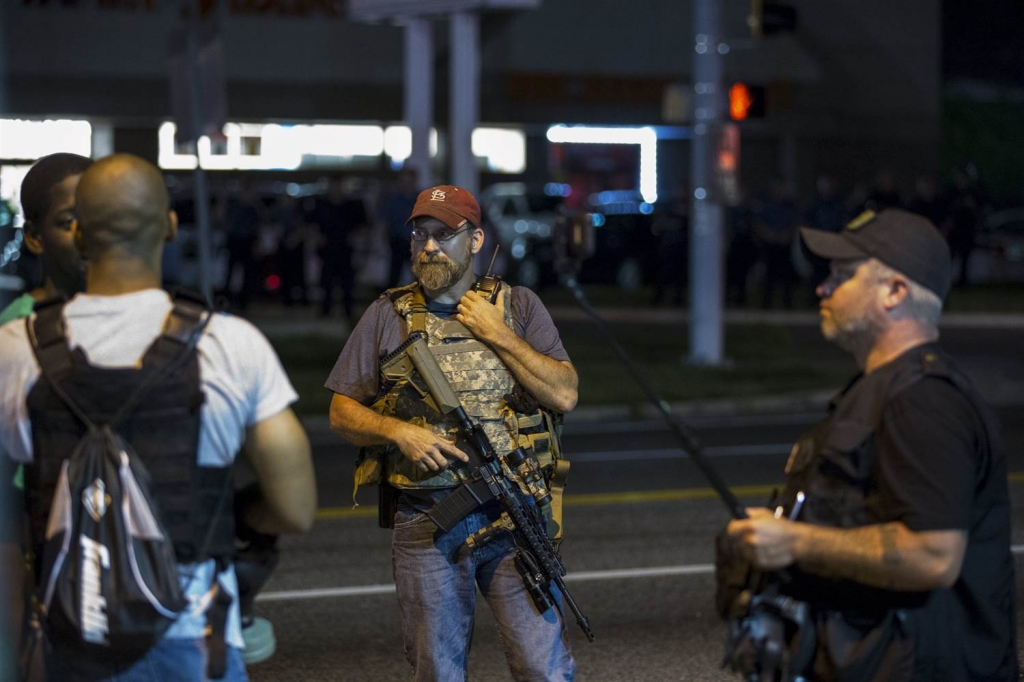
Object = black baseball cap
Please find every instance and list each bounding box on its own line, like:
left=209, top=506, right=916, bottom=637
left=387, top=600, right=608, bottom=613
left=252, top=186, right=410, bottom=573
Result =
left=800, top=209, right=952, bottom=299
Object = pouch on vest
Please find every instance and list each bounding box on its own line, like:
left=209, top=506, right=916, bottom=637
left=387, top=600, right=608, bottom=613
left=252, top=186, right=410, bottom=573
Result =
left=26, top=297, right=228, bottom=672
left=356, top=283, right=571, bottom=534
left=817, top=609, right=915, bottom=682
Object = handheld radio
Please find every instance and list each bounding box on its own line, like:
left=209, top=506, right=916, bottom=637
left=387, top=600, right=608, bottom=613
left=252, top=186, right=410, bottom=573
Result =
left=471, top=245, right=502, bottom=304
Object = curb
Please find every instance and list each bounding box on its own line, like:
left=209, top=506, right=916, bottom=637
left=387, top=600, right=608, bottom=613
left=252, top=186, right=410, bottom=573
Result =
left=543, top=307, right=1024, bottom=329
left=248, top=307, right=1024, bottom=338
left=298, top=389, right=836, bottom=434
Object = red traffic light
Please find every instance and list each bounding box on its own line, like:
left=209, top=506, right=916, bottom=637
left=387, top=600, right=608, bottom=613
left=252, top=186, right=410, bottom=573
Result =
left=728, top=82, right=766, bottom=121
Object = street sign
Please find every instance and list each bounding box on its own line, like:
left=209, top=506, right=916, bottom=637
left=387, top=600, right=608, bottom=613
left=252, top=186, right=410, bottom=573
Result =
left=166, top=26, right=227, bottom=146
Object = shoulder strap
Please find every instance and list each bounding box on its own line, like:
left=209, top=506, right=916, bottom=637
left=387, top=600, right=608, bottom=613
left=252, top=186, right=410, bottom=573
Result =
left=140, top=291, right=208, bottom=369
left=497, top=281, right=515, bottom=332
left=164, top=290, right=208, bottom=345
left=886, top=347, right=961, bottom=402
left=29, top=298, right=74, bottom=378
left=28, top=299, right=96, bottom=431
left=919, top=349, right=999, bottom=454
left=384, top=282, right=429, bottom=334
left=110, top=292, right=211, bottom=427
left=384, top=281, right=420, bottom=304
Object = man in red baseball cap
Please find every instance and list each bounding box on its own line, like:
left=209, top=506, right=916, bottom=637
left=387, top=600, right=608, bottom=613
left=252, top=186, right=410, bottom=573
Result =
left=326, top=184, right=579, bottom=680
left=405, top=184, right=482, bottom=232
left=724, top=209, right=1017, bottom=680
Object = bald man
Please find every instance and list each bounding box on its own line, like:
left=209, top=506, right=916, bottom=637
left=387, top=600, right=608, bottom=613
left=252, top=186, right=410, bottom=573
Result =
left=0, top=154, right=316, bottom=682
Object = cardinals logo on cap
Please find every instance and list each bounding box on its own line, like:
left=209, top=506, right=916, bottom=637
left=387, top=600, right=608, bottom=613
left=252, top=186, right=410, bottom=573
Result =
left=430, top=189, right=447, bottom=202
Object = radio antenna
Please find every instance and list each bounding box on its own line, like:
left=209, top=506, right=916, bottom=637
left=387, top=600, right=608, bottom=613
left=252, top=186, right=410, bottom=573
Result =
left=484, top=244, right=500, bottom=277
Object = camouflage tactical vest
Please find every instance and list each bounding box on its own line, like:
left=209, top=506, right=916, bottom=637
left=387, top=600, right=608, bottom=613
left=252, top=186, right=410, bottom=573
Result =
left=354, top=282, right=563, bottom=494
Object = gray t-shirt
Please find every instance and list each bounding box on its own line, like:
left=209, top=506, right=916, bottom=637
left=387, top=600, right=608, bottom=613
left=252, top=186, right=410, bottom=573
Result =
left=325, top=286, right=570, bottom=405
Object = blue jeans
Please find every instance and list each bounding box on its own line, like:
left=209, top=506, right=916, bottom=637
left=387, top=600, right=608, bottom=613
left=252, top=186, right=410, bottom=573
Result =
left=392, top=499, right=575, bottom=682
left=43, top=639, right=248, bottom=682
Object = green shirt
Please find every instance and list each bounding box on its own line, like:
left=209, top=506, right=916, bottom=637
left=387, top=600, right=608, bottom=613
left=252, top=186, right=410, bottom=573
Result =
left=0, top=293, right=33, bottom=490
left=0, top=293, right=34, bottom=327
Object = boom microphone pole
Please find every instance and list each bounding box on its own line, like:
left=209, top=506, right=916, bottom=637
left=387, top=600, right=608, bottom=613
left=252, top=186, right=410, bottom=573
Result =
left=553, top=213, right=747, bottom=521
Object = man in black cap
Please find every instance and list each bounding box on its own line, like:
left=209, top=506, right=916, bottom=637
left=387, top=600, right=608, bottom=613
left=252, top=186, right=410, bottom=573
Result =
left=724, top=209, right=1018, bottom=680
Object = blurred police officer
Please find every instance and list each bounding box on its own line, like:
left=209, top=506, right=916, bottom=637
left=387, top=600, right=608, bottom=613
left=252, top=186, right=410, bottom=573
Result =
left=0, top=154, right=317, bottom=681
left=726, top=209, right=1018, bottom=681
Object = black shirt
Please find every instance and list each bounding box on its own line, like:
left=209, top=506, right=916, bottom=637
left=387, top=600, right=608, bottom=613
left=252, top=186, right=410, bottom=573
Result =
left=793, top=343, right=1017, bottom=680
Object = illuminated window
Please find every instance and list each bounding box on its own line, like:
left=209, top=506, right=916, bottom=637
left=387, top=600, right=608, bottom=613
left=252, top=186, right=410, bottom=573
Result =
left=382, top=126, right=438, bottom=163
left=0, top=165, right=32, bottom=223
left=159, top=122, right=385, bottom=171
left=0, top=119, right=92, bottom=160
left=159, top=122, right=525, bottom=174
left=545, top=125, right=658, bottom=204
left=472, top=128, right=526, bottom=174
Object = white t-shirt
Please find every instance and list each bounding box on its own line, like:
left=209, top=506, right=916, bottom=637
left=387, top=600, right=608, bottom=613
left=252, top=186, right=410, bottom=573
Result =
left=0, top=289, right=299, bottom=648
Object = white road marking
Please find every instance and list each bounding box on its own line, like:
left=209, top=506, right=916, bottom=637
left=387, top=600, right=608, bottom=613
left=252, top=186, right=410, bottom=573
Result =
left=258, top=548, right=1024, bottom=603
left=565, top=413, right=823, bottom=434
left=569, top=444, right=794, bottom=463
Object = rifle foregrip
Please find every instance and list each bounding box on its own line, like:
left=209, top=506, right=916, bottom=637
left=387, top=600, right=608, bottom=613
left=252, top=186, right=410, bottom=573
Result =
left=406, top=335, right=461, bottom=414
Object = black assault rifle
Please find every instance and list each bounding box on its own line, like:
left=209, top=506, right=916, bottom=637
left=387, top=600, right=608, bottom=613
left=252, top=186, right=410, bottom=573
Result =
left=380, top=331, right=595, bottom=642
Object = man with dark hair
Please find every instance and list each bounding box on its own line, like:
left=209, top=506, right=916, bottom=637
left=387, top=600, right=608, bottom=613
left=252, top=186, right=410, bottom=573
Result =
left=725, top=209, right=1018, bottom=680
left=0, top=154, right=317, bottom=681
left=0, top=153, right=93, bottom=324
left=1, top=153, right=93, bottom=675
left=327, top=185, right=578, bottom=681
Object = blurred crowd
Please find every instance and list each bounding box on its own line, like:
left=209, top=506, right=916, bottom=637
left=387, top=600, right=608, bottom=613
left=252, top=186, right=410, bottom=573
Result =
left=7, top=163, right=997, bottom=316
left=650, top=167, right=994, bottom=310
left=161, top=169, right=422, bottom=318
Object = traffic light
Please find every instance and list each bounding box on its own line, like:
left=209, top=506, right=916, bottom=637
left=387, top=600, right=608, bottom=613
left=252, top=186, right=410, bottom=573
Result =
left=748, top=0, right=798, bottom=38
left=728, top=82, right=766, bottom=121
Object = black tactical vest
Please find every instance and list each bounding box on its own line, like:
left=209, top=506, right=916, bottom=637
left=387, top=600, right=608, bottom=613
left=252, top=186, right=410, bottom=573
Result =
left=777, top=343, right=1004, bottom=615
left=24, top=296, right=235, bottom=566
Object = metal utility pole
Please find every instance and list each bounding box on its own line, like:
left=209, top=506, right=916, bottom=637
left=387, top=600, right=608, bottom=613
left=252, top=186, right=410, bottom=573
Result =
left=688, top=0, right=725, bottom=365
left=182, top=0, right=216, bottom=305
left=449, top=10, right=480, bottom=195
left=404, top=18, right=434, bottom=189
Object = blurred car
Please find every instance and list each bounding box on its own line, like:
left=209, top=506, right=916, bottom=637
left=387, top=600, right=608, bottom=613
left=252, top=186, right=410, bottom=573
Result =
left=578, top=190, right=659, bottom=290
left=479, top=183, right=659, bottom=290
left=969, top=208, right=1024, bottom=282
left=478, top=182, right=562, bottom=288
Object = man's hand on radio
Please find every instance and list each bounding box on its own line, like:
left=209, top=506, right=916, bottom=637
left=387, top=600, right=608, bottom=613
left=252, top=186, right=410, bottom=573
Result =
left=457, top=289, right=507, bottom=344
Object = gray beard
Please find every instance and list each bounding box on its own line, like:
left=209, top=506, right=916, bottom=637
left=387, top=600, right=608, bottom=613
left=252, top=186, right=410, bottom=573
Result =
left=823, top=315, right=876, bottom=353
left=412, top=251, right=471, bottom=292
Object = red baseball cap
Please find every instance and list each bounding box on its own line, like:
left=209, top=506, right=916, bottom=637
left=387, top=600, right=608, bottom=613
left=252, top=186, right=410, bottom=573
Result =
left=405, top=185, right=482, bottom=231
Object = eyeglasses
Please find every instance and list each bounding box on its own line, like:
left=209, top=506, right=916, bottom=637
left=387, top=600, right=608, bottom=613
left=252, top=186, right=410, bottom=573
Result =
left=410, top=225, right=472, bottom=244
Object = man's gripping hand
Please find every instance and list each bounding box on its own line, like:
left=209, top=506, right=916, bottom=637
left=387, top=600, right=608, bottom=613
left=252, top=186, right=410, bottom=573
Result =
left=393, top=421, right=470, bottom=473
left=726, top=507, right=801, bottom=571
left=456, top=289, right=509, bottom=345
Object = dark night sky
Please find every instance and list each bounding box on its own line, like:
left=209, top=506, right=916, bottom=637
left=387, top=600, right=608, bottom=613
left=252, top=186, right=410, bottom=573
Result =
left=943, top=0, right=1024, bottom=85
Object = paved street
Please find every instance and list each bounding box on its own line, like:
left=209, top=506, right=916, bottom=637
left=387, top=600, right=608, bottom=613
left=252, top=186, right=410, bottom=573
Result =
left=239, top=308, right=1024, bottom=681
left=247, top=403, right=1024, bottom=682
